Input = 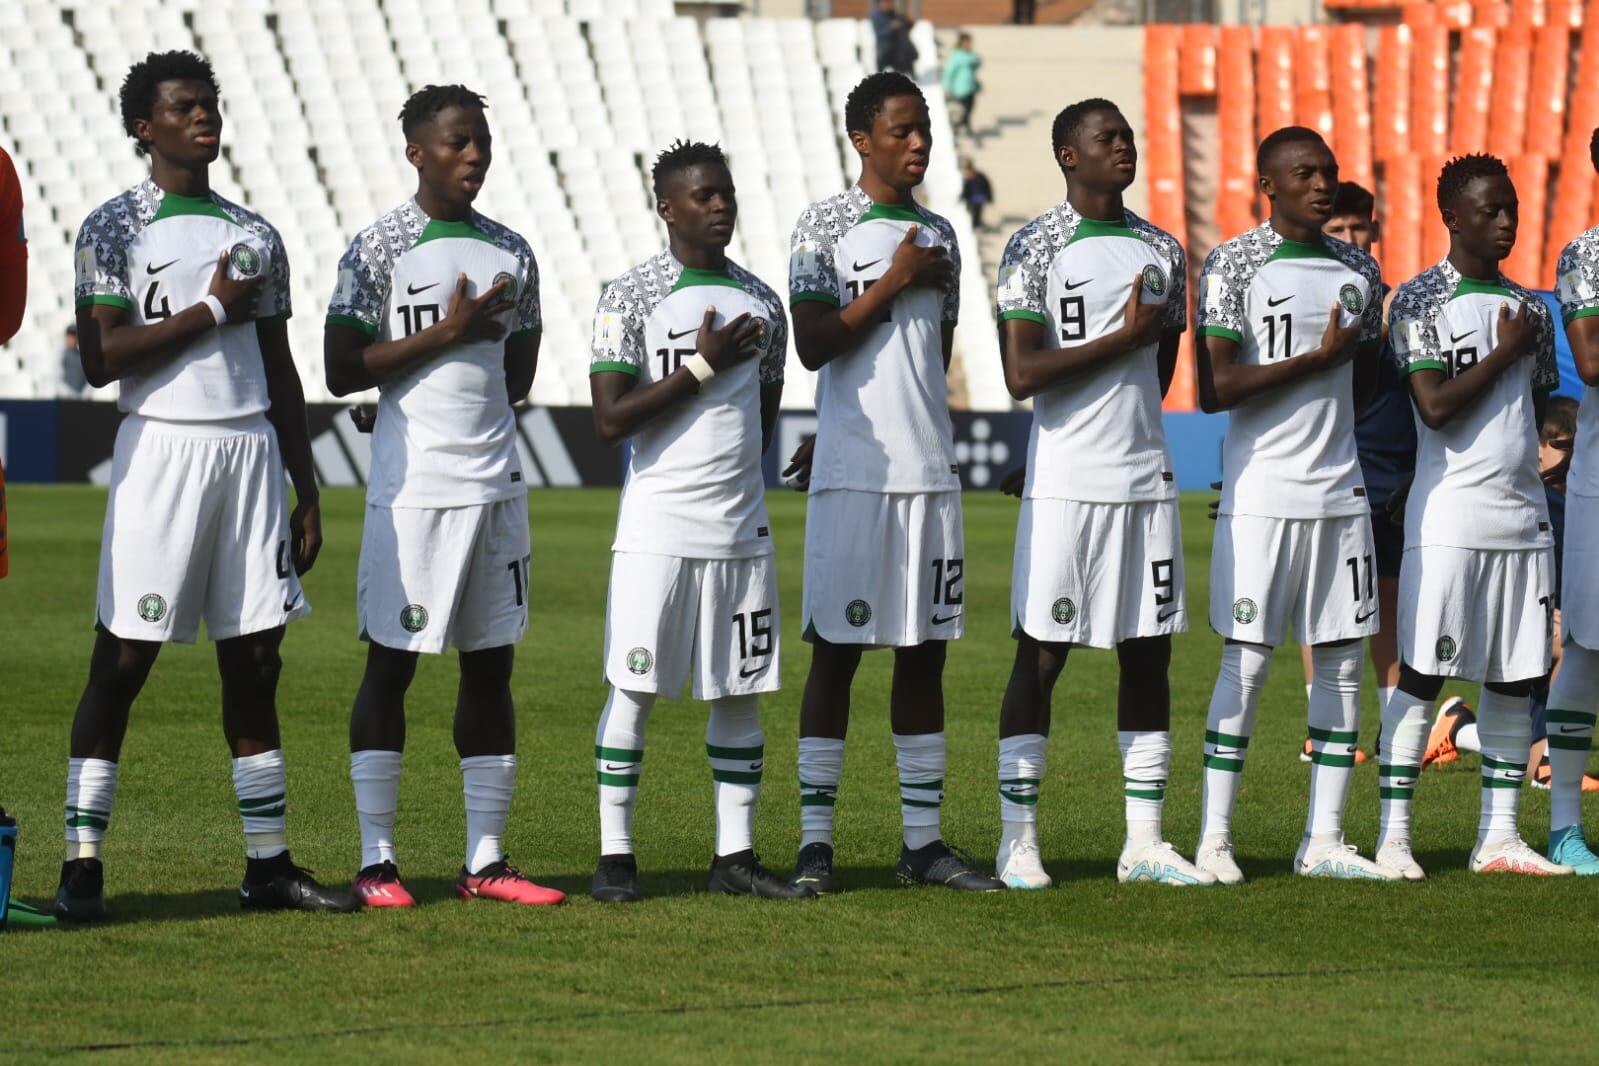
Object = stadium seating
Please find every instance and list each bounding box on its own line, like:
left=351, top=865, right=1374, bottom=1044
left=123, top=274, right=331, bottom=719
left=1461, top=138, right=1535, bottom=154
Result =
left=0, top=1, right=999, bottom=410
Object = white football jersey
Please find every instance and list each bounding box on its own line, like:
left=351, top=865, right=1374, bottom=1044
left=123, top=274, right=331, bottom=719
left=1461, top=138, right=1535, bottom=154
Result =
left=1198, top=222, right=1384, bottom=519
left=591, top=250, right=787, bottom=559
left=995, top=201, right=1187, bottom=502
left=1389, top=258, right=1558, bottom=550
left=788, top=186, right=960, bottom=493
left=327, top=200, right=541, bottom=508
left=1557, top=225, right=1599, bottom=498
left=74, top=178, right=289, bottom=421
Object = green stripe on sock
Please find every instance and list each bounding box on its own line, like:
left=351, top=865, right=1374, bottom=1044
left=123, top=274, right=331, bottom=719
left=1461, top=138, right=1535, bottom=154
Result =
left=902, top=798, right=943, bottom=808
left=800, top=794, right=836, bottom=806
left=712, top=769, right=763, bottom=784
left=706, top=744, right=763, bottom=760
left=597, top=772, right=640, bottom=787
left=1481, top=777, right=1524, bottom=789
left=1310, top=751, right=1357, bottom=767
left=998, top=789, right=1038, bottom=805
left=901, top=779, right=944, bottom=791
left=1204, top=755, right=1245, bottom=771
left=237, top=794, right=285, bottom=813
left=1307, top=727, right=1358, bottom=743
left=1124, top=788, right=1165, bottom=800
left=1548, top=735, right=1595, bottom=751
left=66, top=815, right=108, bottom=829
left=1481, top=755, right=1525, bottom=772
left=1379, top=764, right=1422, bottom=779
left=596, top=745, right=644, bottom=762
left=1379, top=786, right=1414, bottom=799
left=1547, top=708, right=1598, bottom=726
left=999, top=776, right=1040, bottom=785
left=1205, top=729, right=1250, bottom=747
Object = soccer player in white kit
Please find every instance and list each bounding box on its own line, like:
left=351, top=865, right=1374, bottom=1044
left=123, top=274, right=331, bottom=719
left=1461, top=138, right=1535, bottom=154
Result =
left=786, top=72, right=1003, bottom=893
left=1193, top=127, right=1394, bottom=883
left=324, top=86, right=562, bottom=908
left=992, top=100, right=1211, bottom=888
left=1547, top=127, right=1599, bottom=875
left=57, top=51, right=356, bottom=920
left=586, top=142, right=811, bottom=903
left=1377, top=155, right=1568, bottom=878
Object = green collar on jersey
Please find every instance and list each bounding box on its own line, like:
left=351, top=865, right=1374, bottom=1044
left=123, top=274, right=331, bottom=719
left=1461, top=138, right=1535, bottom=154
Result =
left=1451, top=275, right=1514, bottom=300
left=858, top=201, right=925, bottom=225
left=416, top=217, right=491, bottom=246
left=151, top=190, right=232, bottom=224
left=1065, top=216, right=1134, bottom=245
left=1265, top=236, right=1334, bottom=262
left=671, top=266, right=743, bottom=292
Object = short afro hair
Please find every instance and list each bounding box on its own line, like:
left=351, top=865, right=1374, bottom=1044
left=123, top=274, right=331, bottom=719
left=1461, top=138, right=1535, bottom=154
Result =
left=1330, top=181, right=1375, bottom=220
left=1051, top=98, right=1120, bottom=157
left=651, top=139, right=729, bottom=199
left=120, top=51, right=219, bottom=155
left=844, top=71, right=924, bottom=136
left=1256, top=126, right=1328, bottom=175
left=1436, top=153, right=1510, bottom=212
left=399, top=84, right=487, bottom=141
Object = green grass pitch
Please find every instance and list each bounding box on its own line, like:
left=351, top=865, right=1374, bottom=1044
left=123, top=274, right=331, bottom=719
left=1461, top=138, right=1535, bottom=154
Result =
left=2, top=486, right=1596, bottom=1062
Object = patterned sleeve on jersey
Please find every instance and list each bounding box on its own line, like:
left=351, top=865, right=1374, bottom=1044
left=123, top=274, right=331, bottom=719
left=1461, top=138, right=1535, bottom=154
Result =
left=1150, top=224, right=1188, bottom=334
left=1521, top=285, right=1560, bottom=393
left=994, top=220, right=1049, bottom=324
left=1386, top=274, right=1445, bottom=374
left=1196, top=241, right=1247, bottom=341
left=73, top=200, right=134, bottom=310
left=513, top=237, right=541, bottom=336
left=746, top=271, right=789, bottom=387
left=257, top=221, right=292, bottom=320
left=590, top=277, right=646, bottom=378
left=926, top=211, right=961, bottom=324
left=1354, top=250, right=1384, bottom=346
left=1556, top=230, right=1599, bottom=324
left=788, top=199, right=842, bottom=307
left=325, top=226, right=392, bottom=337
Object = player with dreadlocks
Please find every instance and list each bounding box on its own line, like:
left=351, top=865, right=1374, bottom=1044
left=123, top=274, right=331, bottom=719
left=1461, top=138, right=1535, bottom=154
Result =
left=586, top=140, right=809, bottom=903
left=324, top=83, right=561, bottom=908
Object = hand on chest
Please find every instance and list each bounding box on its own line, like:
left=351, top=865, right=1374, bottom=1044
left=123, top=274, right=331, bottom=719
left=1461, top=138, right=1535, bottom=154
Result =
left=389, top=242, right=520, bottom=340
left=1045, top=239, right=1167, bottom=345
left=1244, top=264, right=1363, bottom=361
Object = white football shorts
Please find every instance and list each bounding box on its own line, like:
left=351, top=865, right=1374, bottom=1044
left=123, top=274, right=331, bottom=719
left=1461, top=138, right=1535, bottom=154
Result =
left=1210, top=512, right=1380, bottom=646
left=1398, top=544, right=1554, bottom=682
left=802, top=489, right=964, bottom=647
left=1561, top=492, right=1599, bottom=652
left=603, top=551, right=780, bottom=699
left=1012, top=497, right=1186, bottom=648
left=357, top=498, right=530, bottom=654
left=96, top=414, right=308, bottom=643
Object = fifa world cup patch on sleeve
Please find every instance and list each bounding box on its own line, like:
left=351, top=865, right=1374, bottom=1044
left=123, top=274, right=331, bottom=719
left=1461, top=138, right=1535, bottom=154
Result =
left=997, top=262, right=1025, bottom=303
left=1393, top=320, right=1423, bottom=356
left=75, top=245, right=96, bottom=287
left=1560, top=268, right=1596, bottom=303
left=1201, top=275, right=1228, bottom=315
left=595, top=311, right=623, bottom=348
left=790, top=243, right=818, bottom=278
left=333, top=268, right=357, bottom=305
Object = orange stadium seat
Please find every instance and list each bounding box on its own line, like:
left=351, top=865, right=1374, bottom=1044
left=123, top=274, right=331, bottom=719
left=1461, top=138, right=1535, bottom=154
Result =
left=1488, top=26, right=1531, bottom=157
left=1143, top=26, right=1186, bottom=244
left=1383, top=153, right=1424, bottom=283
left=1505, top=155, right=1547, bottom=282
left=1295, top=26, right=1335, bottom=143
left=1403, top=2, right=1439, bottom=25
left=1525, top=25, right=1571, bottom=159
left=1331, top=24, right=1374, bottom=188
left=1422, top=155, right=1452, bottom=265
left=1410, top=25, right=1450, bottom=159
left=1179, top=24, right=1219, bottom=96
left=1216, top=25, right=1257, bottom=237
left=1472, top=0, right=1512, bottom=25
left=1451, top=27, right=1495, bottom=157
left=1256, top=26, right=1296, bottom=137
left=1374, top=26, right=1414, bottom=162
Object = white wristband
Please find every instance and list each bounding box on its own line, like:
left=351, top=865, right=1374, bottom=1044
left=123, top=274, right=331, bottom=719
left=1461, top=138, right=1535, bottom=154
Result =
left=201, top=293, right=227, bottom=326
left=684, top=352, right=715, bottom=383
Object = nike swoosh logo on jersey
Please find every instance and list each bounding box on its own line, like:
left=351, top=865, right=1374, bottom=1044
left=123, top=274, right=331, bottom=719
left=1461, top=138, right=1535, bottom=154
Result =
left=931, top=612, right=961, bottom=625
left=1156, top=609, right=1182, bottom=623
left=1062, top=278, right=1092, bottom=290
left=1356, top=609, right=1377, bottom=624
left=407, top=282, right=439, bottom=295
left=146, top=259, right=179, bottom=275
left=1450, top=329, right=1475, bottom=343
left=1266, top=295, right=1293, bottom=307
left=667, top=327, right=697, bottom=339
left=852, top=258, right=883, bottom=271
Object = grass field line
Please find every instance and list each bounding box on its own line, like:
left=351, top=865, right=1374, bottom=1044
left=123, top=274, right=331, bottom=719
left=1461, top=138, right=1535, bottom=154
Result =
left=6, top=959, right=1561, bottom=1056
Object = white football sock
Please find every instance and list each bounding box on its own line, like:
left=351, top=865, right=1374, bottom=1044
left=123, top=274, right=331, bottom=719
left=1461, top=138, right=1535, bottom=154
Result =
left=461, top=754, right=516, bottom=874
left=232, top=750, right=288, bottom=860
left=595, top=687, right=653, bottom=856
left=997, top=733, right=1047, bottom=850
left=894, top=731, right=946, bottom=850
left=1455, top=720, right=1481, bottom=753
left=1475, top=689, right=1531, bottom=848
left=706, top=694, right=763, bottom=857
left=1378, top=687, right=1431, bottom=847
left=797, top=736, right=845, bottom=849
left=1305, top=643, right=1363, bottom=839
left=1547, top=642, right=1599, bottom=833
left=64, top=757, right=118, bottom=861
left=1201, top=642, right=1271, bottom=840
left=1119, top=730, right=1169, bottom=845
left=350, top=749, right=402, bottom=868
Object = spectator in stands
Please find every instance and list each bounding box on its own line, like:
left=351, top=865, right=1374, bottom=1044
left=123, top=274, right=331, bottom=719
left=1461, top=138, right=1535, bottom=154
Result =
left=870, top=0, right=916, bottom=74
left=959, top=158, right=993, bottom=230
left=943, top=33, right=981, bottom=137
left=1014, top=0, right=1038, bottom=24
left=60, top=323, right=87, bottom=395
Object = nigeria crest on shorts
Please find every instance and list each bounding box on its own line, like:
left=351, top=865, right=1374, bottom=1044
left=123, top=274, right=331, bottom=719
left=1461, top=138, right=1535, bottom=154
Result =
left=1338, top=282, right=1363, bottom=315
left=228, top=242, right=262, bottom=278
left=137, top=593, right=167, bottom=623
left=1141, top=263, right=1167, bottom=297
left=1052, top=597, right=1076, bottom=625
left=399, top=604, right=428, bottom=633
left=1233, top=598, right=1258, bottom=624
left=1435, top=635, right=1457, bottom=662
left=844, top=599, right=872, bottom=627
left=626, top=647, right=653, bottom=674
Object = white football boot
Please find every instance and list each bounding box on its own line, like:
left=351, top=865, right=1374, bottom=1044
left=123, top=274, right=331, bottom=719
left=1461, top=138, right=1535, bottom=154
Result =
left=1469, top=836, right=1574, bottom=876
left=1374, top=838, right=1427, bottom=882
left=1194, top=834, right=1245, bottom=885
left=1116, top=840, right=1217, bottom=886
left=995, top=839, right=1052, bottom=889
left=1294, top=836, right=1401, bottom=880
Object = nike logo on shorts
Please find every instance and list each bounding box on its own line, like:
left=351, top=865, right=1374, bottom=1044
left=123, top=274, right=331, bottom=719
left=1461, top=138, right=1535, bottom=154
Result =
left=738, top=662, right=766, bottom=679
left=667, top=326, right=697, bottom=339
left=1356, top=609, right=1377, bottom=624
left=284, top=593, right=303, bottom=612
left=931, top=613, right=961, bottom=626
left=1156, top=609, right=1182, bottom=623
left=1266, top=295, right=1293, bottom=307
